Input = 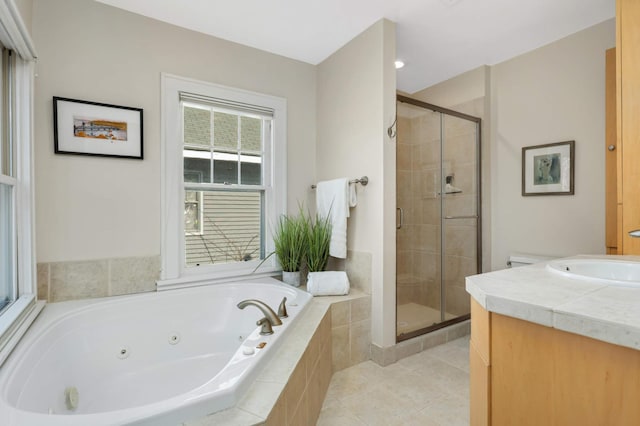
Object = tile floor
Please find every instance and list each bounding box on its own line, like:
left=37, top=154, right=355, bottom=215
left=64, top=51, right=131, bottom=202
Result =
left=317, top=336, right=470, bottom=426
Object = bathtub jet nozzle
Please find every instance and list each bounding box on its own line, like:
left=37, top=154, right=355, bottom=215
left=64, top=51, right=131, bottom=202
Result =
left=237, top=299, right=283, bottom=335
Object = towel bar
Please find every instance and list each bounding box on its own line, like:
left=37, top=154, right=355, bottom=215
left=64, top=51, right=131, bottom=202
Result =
left=311, top=176, right=368, bottom=189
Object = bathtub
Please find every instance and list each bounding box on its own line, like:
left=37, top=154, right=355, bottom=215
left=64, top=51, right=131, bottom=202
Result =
left=0, top=277, right=311, bottom=426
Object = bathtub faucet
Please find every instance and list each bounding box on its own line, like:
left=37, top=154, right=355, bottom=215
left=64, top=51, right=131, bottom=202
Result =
left=237, top=299, right=283, bottom=335
left=278, top=297, right=288, bottom=318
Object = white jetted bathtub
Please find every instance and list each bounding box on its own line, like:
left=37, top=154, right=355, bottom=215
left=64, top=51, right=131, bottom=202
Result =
left=0, top=277, right=311, bottom=426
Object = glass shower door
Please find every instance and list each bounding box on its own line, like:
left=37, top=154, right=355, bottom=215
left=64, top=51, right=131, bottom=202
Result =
left=396, top=102, right=442, bottom=337
left=396, top=96, right=480, bottom=341
left=441, top=114, right=480, bottom=322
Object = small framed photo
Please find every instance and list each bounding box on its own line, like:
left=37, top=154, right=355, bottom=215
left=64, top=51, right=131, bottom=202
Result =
left=522, top=140, right=574, bottom=196
left=53, top=97, right=143, bottom=159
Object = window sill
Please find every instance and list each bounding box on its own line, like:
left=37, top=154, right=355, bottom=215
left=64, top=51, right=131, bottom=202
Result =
left=156, top=267, right=282, bottom=291
left=0, top=296, right=44, bottom=367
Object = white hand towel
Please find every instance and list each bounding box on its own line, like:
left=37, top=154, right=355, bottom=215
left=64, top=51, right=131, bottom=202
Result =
left=316, top=178, right=349, bottom=259
left=348, top=182, right=358, bottom=208
left=307, top=271, right=350, bottom=296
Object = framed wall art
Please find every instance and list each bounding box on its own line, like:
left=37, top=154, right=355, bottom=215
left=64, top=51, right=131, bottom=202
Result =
left=522, top=140, right=574, bottom=196
left=53, top=97, right=143, bottom=159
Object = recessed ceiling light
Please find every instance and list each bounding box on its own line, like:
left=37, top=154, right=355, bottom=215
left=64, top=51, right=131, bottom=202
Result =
left=395, top=60, right=405, bottom=69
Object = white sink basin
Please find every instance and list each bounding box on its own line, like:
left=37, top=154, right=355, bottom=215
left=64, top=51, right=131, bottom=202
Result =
left=546, top=258, right=640, bottom=286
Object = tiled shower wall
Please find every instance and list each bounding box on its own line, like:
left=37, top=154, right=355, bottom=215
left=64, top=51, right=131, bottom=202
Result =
left=396, top=98, right=482, bottom=317
left=442, top=99, right=482, bottom=317
left=396, top=111, right=441, bottom=309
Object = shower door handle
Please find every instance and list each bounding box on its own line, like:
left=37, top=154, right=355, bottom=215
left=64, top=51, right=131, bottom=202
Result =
left=396, top=207, right=404, bottom=229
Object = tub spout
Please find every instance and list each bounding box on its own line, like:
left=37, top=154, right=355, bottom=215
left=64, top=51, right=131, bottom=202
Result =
left=237, top=299, right=283, bottom=335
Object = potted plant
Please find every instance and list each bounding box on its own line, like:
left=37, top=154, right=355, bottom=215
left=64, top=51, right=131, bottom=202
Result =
left=305, top=214, right=332, bottom=272
left=272, top=212, right=308, bottom=286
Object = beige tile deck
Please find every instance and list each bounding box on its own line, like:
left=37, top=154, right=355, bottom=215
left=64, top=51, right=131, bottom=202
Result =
left=317, top=336, right=470, bottom=426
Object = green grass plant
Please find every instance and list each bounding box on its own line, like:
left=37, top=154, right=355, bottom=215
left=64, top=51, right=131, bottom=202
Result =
left=273, top=211, right=308, bottom=272
left=306, top=214, right=332, bottom=272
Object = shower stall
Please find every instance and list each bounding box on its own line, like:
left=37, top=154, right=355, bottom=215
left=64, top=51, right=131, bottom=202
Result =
left=395, top=95, right=481, bottom=341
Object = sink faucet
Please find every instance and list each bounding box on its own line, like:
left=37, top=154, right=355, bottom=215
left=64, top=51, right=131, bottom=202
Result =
left=237, top=299, right=283, bottom=335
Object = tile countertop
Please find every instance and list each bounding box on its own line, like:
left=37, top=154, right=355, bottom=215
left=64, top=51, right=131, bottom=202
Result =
left=465, top=255, right=640, bottom=351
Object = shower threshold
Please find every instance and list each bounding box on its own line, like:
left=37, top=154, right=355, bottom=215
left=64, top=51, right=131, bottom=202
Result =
left=396, top=302, right=468, bottom=342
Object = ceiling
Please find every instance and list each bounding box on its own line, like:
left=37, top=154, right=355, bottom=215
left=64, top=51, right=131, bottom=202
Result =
left=95, top=0, right=615, bottom=94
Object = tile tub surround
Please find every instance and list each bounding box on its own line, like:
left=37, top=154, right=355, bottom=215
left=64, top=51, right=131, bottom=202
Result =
left=329, top=294, right=373, bottom=371
left=325, top=250, right=373, bottom=295
left=184, top=289, right=370, bottom=425
left=345, top=250, right=373, bottom=295
left=37, top=250, right=370, bottom=303
left=466, top=254, right=640, bottom=351
left=37, top=255, right=161, bottom=302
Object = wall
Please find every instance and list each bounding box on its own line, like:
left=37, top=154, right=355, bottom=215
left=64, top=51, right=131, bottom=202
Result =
left=14, top=0, right=31, bottom=34
left=412, top=67, right=486, bottom=109
left=410, top=19, right=614, bottom=272
left=490, top=18, right=614, bottom=270
left=316, top=19, right=397, bottom=347
left=31, top=0, right=316, bottom=265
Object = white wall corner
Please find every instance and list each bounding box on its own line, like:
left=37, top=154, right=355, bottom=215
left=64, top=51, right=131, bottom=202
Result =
left=378, top=17, right=397, bottom=348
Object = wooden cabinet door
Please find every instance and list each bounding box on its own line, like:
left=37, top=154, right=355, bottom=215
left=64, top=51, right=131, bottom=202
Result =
left=490, top=312, right=640, bottom=426
left=618, top=0, right=640, bottom=254
left=606, top=47, right=618, bottom=254
left=470, top=300, right=491, bottom=426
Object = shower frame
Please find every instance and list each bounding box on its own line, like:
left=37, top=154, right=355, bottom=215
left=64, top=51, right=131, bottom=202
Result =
left=396, top=94, right=482, bottom=342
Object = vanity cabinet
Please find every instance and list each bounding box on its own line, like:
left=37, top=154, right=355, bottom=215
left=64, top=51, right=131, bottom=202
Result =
left=470, top=299, right=640, bottom=426
left=616, top=0, right=640, bottom=254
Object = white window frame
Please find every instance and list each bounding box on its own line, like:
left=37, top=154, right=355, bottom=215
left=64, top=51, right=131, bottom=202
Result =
left=159, top=74, right=286, bottom=290
left=0, top=0, right=42, bottom=366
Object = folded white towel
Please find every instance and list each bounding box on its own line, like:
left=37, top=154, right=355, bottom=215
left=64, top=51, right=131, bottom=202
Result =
left=349, top=182, right=358, bottom=208
left=316, top=178, right=349, bottom=259
left=307, top=271, right=350, bottom=296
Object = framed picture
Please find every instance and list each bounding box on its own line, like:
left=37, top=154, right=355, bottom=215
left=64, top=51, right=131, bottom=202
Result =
left=522, top=140, right=574, bottom=196
left=53, top=97, right=143, bottom=159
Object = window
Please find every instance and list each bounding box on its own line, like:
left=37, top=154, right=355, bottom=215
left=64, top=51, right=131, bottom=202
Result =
left=0, top=47, right=16, bottom=314
left=160, top=75, right=286, bottom=288
left=0, top=0, right=39, bottom=365
left=182, top=103, right=266, bottom=266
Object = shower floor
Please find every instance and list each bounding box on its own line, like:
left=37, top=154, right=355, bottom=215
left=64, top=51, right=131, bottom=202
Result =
left=397, top=302, right=456, bottom=335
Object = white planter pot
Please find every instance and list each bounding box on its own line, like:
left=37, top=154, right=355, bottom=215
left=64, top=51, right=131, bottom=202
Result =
left=282, top=271, right=301, bottom=287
